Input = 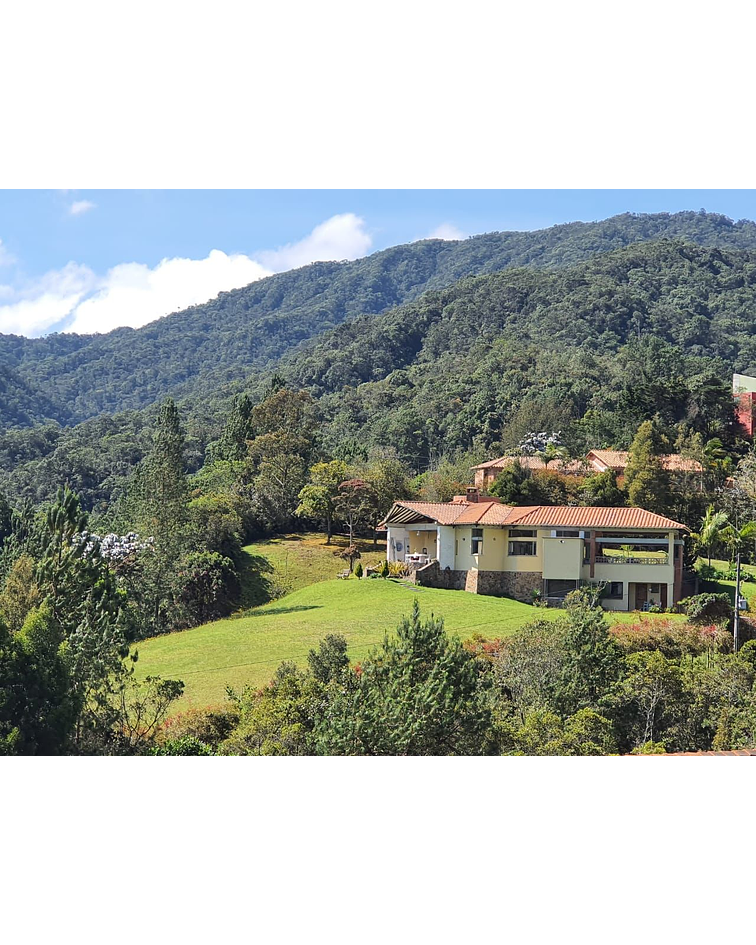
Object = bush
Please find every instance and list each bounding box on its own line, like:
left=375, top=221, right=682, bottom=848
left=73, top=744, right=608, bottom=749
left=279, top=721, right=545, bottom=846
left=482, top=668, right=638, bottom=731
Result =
left=158, top=705, right=239, bottom=750
left=150, top=735, right=214, bottom=756
left=354, top=562, right=363, bottom=579
left=680, top=593, right=733, bottom=625
left=610, top=618, right=732, bottom=657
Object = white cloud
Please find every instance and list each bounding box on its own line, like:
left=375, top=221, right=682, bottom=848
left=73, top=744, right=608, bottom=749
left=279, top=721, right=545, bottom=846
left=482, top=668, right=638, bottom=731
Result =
left=258, top=212, right=372, bottom=271
left=0, top=263, right=97, bottom=336
left=65, top=250, right=272, bottom=334
left=69, top=200, right=96, bottom=216
left=424, top=222, right=466, bottom=241
left=0, top=213, right=375, bottom=337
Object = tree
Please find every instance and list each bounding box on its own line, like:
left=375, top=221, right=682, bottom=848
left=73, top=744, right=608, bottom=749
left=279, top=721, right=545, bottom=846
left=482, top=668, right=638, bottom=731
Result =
left=0, top=553, right=42, bottom=632
left=0, top=606, right=78, bottom=755
left=214, top=393, right=254, bottom=462
left=316, top=600, right=493, bottom=755
left=722, top=519, right=756, bottom=565
left=296, top=460, right=349, bottom=543
left=690, top=505, right=729, bottom=566
left=0, top=490, right=12, bottom=550
left=176, top=550, right=237, bottom=626
left=580, top=469, right=624, bottom=507
left=625, top=420, right=671, bottom=514
left=334, top=478, right=375, bottom=547
left=131, top=397, right=188, bottom=538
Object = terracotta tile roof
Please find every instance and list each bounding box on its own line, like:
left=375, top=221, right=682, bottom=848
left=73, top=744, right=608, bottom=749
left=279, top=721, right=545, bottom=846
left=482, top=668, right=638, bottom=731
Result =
left=587, top=450, right=702, bottom=473
left=454, top=502, right=514, bottom=525
left=503, top=506, right=687, bottom=530
left=382, top=501, right=687, bottom=531
left=472, top=455, right=589, bottom=474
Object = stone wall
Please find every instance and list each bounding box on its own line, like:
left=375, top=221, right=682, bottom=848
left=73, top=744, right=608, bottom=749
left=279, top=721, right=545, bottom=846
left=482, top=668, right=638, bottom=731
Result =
left=475, top=569, right=543, bottom=602
left=412, top=561, right=542, bottom=602
left=412, top=560, right=467, bottom=590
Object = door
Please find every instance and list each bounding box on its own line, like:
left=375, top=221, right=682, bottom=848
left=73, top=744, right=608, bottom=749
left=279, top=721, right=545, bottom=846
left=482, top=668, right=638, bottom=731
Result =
left=635, top=583, right=647, bottom=609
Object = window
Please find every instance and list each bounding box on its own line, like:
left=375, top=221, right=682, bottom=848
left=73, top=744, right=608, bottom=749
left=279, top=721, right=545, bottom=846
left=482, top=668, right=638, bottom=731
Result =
left=509, top=540, right=536, bottom=556
left=606, top=581, right=623, bottom=599
left=509, top=529, right=536, bottom=538
left=545, top=579, right=578, bottom=599
left=471, top=528, right=483, bottom=554
left=649, top=584, right=660, bottom=594
left=554, top=529, right=580, bottom=538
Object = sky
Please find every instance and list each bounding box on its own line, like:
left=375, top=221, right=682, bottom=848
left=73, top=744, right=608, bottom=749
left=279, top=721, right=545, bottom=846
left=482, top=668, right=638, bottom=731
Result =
left=3, top=189, right=756, bottom=338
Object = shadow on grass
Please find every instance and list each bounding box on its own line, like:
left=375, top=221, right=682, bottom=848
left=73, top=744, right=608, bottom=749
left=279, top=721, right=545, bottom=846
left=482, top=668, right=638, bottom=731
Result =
left=246, top=604, right=322, bottom=617
left=239, top=552, right=276, bottom=608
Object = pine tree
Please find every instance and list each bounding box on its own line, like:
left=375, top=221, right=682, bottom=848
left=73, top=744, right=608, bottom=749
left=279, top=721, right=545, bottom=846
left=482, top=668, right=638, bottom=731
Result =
left=625, top=420, right=671, bottom=514
left=132, top=398, right=187, bottom=537
left=216, top=393, right=254, bottom=462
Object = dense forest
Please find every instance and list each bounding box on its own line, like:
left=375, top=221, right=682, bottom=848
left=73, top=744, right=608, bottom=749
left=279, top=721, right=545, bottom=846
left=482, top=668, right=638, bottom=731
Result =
left=3, top=210, right=756, bottom=431
left=5, top=231, right=756, bottom=508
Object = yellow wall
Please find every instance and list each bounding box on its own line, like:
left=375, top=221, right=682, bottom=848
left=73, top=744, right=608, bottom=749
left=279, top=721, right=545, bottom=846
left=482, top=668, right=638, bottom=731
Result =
left=500, top=527, right=546, bottom=572
left=589, top=561, right=674, bottom=586
left=472, top=527, right=508, bottom=570
left=454, top=527, right=476, bottom=571
left=542, top=538, right=583, bottom=579
left=407, top=528, right=437, bottom=555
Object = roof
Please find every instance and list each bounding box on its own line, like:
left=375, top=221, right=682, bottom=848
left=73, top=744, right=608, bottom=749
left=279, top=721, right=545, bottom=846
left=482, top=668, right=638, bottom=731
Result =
left=587, top=450, right=703, bottom=473
left=381, top=500, right=687, bottom=531
left=472, top=455, right=589, bottom=474
left=503, top=506, right=687, bottom=530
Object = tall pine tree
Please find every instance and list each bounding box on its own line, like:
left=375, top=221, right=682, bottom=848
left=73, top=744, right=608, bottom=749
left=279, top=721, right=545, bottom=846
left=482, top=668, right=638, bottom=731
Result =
left=625, top=420, right=671, bottom=514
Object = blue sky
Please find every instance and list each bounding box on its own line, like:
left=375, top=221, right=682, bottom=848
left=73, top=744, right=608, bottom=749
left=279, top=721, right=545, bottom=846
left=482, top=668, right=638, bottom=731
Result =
left=2, top=189, right=756, bottom=337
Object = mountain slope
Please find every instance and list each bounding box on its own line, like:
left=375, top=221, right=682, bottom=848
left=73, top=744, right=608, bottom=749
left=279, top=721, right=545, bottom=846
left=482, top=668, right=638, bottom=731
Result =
left=4, top=210, right=756, bottom=429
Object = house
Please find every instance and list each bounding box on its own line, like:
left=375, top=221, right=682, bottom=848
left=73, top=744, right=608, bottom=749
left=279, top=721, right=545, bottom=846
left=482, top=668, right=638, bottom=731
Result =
left=733, top=372, right=756, bottom=438
left=472, top=450, right=702, bottom=490
left=380, top=487, right=687, bottom=612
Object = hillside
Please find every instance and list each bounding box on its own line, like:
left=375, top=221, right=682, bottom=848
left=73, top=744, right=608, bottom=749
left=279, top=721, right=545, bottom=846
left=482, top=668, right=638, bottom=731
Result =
left=5, top=236, right=756, bottom=507
left=3, top=210, right=756, bottom=430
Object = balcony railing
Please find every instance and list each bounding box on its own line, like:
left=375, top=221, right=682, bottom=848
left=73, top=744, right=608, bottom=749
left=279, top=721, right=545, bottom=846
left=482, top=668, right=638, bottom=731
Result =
left=595, top=555, right=669, bottom=566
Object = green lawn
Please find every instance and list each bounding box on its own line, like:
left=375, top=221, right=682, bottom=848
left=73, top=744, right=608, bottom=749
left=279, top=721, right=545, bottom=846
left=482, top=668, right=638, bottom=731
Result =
left=700, top=558, right=756, bottom=607
left=239, top=532, right=387, bottom=605
left=135, top=578, right=564, bottom=710
left=136, top=576, right=683, bottom=713
left=134, top=532, right=689, bottom=713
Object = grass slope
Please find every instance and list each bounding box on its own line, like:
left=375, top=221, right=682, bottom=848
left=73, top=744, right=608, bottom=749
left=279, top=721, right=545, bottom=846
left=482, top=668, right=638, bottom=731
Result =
left=239, top=532, right=386, bottom=605
left=135, top=578, right=561, bottom=710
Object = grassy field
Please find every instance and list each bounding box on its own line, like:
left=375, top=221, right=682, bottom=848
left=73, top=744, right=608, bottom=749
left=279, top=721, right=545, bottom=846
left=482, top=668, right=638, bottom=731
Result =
left=134, top=532, right=688, bottom=713
left=700, top=558, right=756, bottom=607
left=135, top=578, right=565, bottom=710
left=239, top=532, right=387, bottom=605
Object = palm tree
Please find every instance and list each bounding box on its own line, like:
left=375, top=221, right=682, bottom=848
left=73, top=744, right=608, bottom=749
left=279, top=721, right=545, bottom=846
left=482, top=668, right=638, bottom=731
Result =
left=538, top=442, right=568, bottom=468
left=722, top=520, right=756, bottom=564
left=691, top=505, right=729, bottom=567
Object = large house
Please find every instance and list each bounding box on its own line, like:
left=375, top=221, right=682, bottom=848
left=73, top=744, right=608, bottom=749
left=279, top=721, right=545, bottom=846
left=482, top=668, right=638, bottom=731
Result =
left=381, top=487, right=688, bottom=611
left=472, top=449, right=703, bottom=490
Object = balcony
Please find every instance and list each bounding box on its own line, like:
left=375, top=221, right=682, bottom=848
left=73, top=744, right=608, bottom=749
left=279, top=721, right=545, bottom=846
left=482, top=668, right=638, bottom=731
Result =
left=595, top=555, right=669, bottom=566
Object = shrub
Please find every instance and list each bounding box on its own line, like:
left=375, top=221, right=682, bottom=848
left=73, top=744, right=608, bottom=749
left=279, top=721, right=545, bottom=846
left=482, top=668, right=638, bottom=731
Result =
left=158, top=705, right=239, bottom=750
left=150, top=735, right=214, bottom=756
left=610, top=618, right=732, bottom=657
left=380, top=560, right=390, bottom=579
left=680, top=592, right=733, bottom=625
left=354, top=562, right=363, bottom=579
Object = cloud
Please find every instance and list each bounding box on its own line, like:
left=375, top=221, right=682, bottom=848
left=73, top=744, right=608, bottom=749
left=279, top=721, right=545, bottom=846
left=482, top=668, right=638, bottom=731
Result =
left=424, top=222, right=466, bottom=241
left=0, top=263, right=97, bottom=336
left=69, top=200, right=96, bottom=216
left=258, top=213, right=372, bottom=271
left=0, top=213, right=375, bottom=337
left=65, top=250, right=272, bottom=334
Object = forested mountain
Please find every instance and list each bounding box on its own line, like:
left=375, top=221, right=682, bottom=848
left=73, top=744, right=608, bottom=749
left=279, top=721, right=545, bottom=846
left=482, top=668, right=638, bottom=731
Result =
left=4, top=210, right=756, bottom=430
left=5, top=236, right=756, bottom=507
